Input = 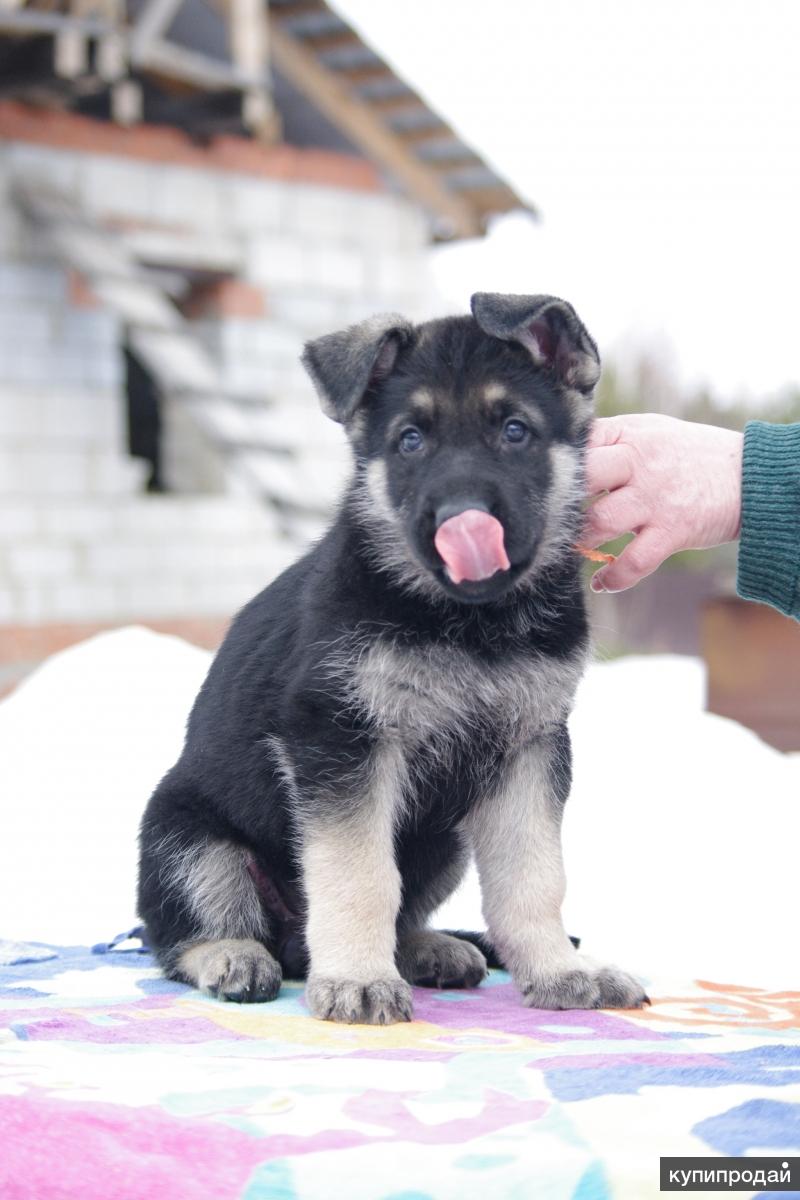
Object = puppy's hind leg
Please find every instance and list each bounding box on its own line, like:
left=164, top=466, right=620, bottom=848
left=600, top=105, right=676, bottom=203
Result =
left=175, top=937, right=281, bottom=1004
left=396, top=929, right=487, bottom=989
left=395, top=831, right=487, bottom=989
left=139, top=821, right=282, bottom=1003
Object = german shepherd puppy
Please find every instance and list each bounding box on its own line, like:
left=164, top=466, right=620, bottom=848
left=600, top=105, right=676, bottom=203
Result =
left=137, top=292, right=647, bottom=1024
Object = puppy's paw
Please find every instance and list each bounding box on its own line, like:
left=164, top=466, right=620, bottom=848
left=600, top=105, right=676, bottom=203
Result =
left=397, top=930, right=487, bottom=989
left=306, top=975, right=413, bottom=1025
left=521, top=963, right=647, bottom=1011
left=178, top=938, right=282, bottom=1003
left=594, top=965, right=650, bottom=1009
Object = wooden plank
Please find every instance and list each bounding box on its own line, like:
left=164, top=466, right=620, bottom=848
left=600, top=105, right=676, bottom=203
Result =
left=267, top=18, right=482, bottom=239
left=368, top=95, right=423, bottom=115
left=300, top=29, right=360, bottom=52
left=428, top=155, right=485, bottom=172
left=97, top=31, right=127, bottom=80
left=128, top=0, right=183, bottom=61
left=228, top=0, right=267, bottom=75
left=137, top=38, right=258, bottom=90
left=396, top=124, right=453, bottom=146
left=333, top=63, right=393, bottom=85
left=226, top=0, right=279, bottom=138
left=454, top=184, right=535, bottom=216
left=111, top=78, right=143, bottom=124
left=54, top=26, right=88, bottom=78
left=270, top=1, right=329, bottom=18
left=0, top=8, right=109, bottom=35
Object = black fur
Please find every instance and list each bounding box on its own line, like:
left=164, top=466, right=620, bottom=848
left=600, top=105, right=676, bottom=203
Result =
left=137, top=294, right=612, bottom=1017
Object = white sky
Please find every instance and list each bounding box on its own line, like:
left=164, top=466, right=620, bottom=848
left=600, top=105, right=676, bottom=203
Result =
left=336, top=0, right=800, bottom=404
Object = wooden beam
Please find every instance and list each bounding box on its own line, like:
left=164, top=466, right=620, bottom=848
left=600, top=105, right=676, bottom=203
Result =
left=111, top=77, right=143, bottom=124
left=128, top=0, right=183, bottom=62
left=0, top=8, right=110, bottom=36
left=267, top=18, right=482, bottom=238
left=270, top=1, right=329, bottom=18
left=397, top=125, right=454, bottom=146
left=227, top=0, right=279, bottom=138
left=333, top=63, right=393, bottom=86
left=300, top=29, right=360, bottom=52
left=137, top=38, right=258, bottom=90
left=428, top=155, right=484, bottom=172
left=228, top=0, right=267, bottom=74
left=54, top=28, right=89, bottom=78
left=200, top=0, right=275, bottom=138
left=454, top=185, right=534, bottom=217
left=368, top=95, right=423, bottom=115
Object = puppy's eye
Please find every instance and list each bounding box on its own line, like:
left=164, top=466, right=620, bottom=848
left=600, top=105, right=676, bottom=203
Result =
left=503, top=419, right=529, bottom=444
left=399, top=427, right=424, bottom=453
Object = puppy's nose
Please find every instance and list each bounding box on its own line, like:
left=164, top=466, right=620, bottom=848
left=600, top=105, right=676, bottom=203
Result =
left=434, top=499, right=489, bottom=529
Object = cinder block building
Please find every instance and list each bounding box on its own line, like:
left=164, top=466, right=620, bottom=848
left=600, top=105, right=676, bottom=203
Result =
left=0, top=0, right=529, bottom=692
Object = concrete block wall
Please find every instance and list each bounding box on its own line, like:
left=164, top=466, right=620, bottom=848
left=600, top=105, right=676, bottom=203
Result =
left=0, top=494, right=293, bottom=624
left=0, top=116, right=433, bottom=646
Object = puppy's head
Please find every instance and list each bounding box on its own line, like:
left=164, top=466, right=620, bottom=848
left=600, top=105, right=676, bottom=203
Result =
left=301, top=293, right=600, bottom=604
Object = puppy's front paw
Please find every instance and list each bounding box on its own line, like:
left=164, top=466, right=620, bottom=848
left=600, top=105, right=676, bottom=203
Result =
left=306, top=976, right=413, bottom=1024
left=521, top=963, right=648, bottom=1011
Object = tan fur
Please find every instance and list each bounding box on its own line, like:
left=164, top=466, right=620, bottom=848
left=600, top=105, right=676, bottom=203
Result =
left=408, top=387, right=435, bottom=418
left=534, top=443, right=584, bottom=571
left=329, top=633, right=586, bottom=751
left=176, top=938, right=279, bottom=997
left=301, top=741, right=407, bottom=982
left=466, top=737, right=576, bottom=984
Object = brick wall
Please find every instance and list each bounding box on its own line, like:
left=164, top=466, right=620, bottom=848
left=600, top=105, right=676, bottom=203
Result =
left=0, top=107, right=433, bottom=664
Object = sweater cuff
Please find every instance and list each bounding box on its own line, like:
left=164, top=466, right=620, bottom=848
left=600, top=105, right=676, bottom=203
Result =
left=736, top=420, right=800, bottom=618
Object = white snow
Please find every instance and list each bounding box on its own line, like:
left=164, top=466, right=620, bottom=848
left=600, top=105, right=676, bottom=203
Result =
left=0, top=628, right=209, bottom=948
left=0, top=628, right=797, bottom=988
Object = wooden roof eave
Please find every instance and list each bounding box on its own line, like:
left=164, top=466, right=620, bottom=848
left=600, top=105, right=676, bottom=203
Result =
left=266, top=17, right=486, bottom=240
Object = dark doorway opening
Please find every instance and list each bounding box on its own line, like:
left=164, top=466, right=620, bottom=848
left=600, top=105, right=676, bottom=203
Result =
left=124, top=343, right=166, bottom=493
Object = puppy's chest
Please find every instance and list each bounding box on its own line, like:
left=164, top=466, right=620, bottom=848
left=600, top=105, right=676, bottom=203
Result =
left=345, top=637, right=584, bottom=749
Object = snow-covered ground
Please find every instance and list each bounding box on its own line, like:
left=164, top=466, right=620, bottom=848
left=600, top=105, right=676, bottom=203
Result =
left=0, top=627, right=797, bottom=989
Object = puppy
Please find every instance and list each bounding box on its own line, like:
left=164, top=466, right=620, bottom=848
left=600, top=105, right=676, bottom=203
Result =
left=137, top=292, right=647, bottom=1024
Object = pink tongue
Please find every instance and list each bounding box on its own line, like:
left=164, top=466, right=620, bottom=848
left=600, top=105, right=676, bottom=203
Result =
left=434, top=509, right=511, bottom=585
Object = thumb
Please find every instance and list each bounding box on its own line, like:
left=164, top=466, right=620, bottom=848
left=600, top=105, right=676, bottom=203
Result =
left=590, top=528, right=671, bottom=593
left=587, top=416, right=627, bottom=450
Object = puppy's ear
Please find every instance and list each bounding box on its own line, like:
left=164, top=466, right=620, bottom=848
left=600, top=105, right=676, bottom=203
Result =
left=471, top=292, right=600, bottom=395
left=301, top=313, right=413, bottom=424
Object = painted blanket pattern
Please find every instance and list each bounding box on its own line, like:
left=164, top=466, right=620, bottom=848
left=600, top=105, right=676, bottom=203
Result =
left=0, top=945, right=798, bottom=1199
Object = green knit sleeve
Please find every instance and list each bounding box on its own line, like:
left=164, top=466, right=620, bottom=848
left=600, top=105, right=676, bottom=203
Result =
left=736, top=420, right=800, bottom=620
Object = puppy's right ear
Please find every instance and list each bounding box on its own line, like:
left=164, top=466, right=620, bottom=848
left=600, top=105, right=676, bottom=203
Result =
left=301, top=314, right=413, bottom=424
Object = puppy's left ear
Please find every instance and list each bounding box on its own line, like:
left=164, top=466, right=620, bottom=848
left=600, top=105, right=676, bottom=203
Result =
left=301, top=313, right=413, bottom=424
left=471, top=292, right=600, bottom=395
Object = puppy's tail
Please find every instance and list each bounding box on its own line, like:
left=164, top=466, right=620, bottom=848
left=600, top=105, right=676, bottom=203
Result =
left=441, top=929, right=580, bottom=969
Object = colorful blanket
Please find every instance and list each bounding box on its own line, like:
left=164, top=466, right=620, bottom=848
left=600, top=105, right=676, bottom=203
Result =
left=1, top=943, right=798, bottom=1199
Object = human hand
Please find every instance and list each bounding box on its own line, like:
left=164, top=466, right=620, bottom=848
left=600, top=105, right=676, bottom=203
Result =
left=583, top=414, right=744, bottom=593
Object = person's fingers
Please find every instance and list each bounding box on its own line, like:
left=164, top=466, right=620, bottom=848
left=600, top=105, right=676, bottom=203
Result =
left=590, top=527, right=672, bottom=593
left=584, top=444, right=635, bottom=497
left=581, top=488, right=645, bottom=549
left=586, top=416, right=627, bottom=450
